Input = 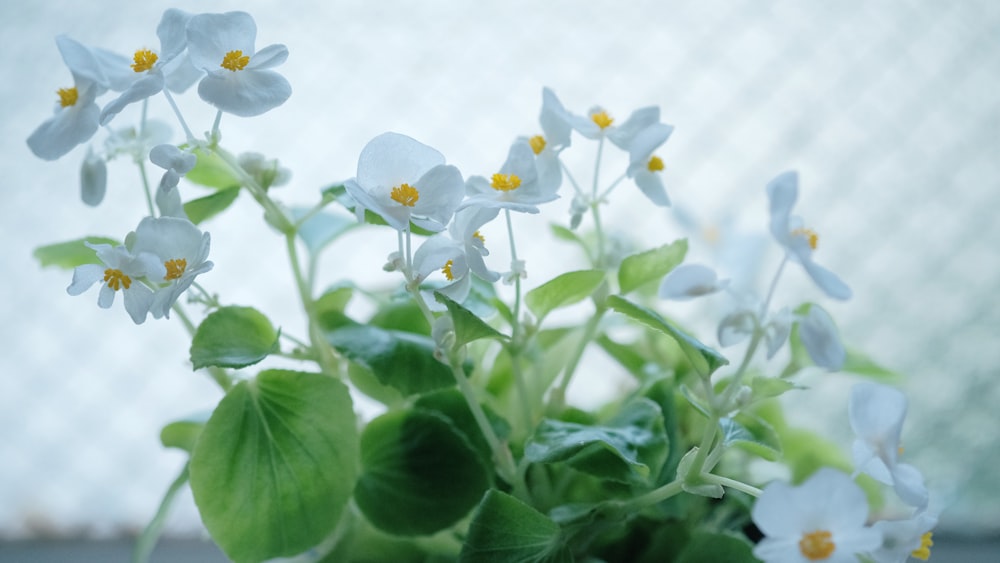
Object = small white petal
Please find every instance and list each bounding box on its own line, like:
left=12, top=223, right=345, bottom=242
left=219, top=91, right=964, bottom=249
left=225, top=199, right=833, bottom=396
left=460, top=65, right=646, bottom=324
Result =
left=798, top=305, right=846, bottom=370
left=67, top=264, right=105, bottom=296
left=634, top=169, right=670, bottom=207
left=800, top=258, right=852, bottom=301
left=718, top=310, right=756, bottom=347
left=658, top=264, right=726, bottom=300
left=606, top=106, right=660, bottom=149
left=100, top=73, right=165, bottom=126
left=197, top=69, right=291, bottom=117
left=80, top=148, right=107, bottom=206
left=187, top=11, right=257, bottom=70
left=27, top=102, right=100, bottom=161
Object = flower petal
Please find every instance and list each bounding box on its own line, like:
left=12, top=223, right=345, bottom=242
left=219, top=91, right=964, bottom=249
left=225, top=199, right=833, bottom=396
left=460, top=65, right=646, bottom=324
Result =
left=80, top=148, right=107, bottom=206
left=186, top=11, right=257, bottom=70
left=766, top=171, right=798, bottom=244
left=356, top=132, right=445, bottom=190
left=798, top=305, right=846, bottom=370
left=659, top=263, right=725, bottom=300
left=800, top=258, right=852, bottom=301
left=197, top=69, right=291, bottom=117
left=100, top=73, right=165, bottom=126
left=247, top=44, right=288, bottom=70
left=27, top=102, right=100, bottom=161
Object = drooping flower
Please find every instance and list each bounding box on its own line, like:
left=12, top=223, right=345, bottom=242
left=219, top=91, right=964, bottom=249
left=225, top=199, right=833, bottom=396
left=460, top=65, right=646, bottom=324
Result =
left=752, top=468, right=882, bottom=563
left=344, top=132, right=465, bottom=233
left=413, top=206, right=501, bottom=303
left=186, top=11, right=291, bottom=117
left=767, top=171, right=851, bottom=300
left=130, top=216, right=213, bottom=319
left=80, top=147, right=107, bottom=206
left=461, top=140, right=560, bottom=214
left=148, top=144, right=197, bottom=218
left=869, top=512, right=936, bottom=563
left=100, top=9, right=197, bottom=125
left=625, top=123, right=674, bottom=207
left=797, top=304, right=846, bottom=371
left=27, top=36, right=112, bottom=161
left=67, top=242, right=166, bottom=324
left=849, top=382, right=929, bottom=509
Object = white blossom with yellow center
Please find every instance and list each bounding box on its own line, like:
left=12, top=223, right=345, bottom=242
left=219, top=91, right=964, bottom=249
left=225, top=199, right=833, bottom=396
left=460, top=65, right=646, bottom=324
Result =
left=186, top=11, right=291, bottom=117
left=461, top=139, right=560, bottom=214
left=752, top=468, right=882, bottom=563
left=131, top=216, right=213, bottom=320
left=67, top=242, right=166, bottom=325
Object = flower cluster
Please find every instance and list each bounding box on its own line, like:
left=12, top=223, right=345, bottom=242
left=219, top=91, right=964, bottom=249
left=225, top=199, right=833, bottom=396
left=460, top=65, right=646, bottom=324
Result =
left=29, top=9, right=937, bottom=563
left=752, top=382, right=934, bottom=563
left=28, top=10, right=293, bottom=323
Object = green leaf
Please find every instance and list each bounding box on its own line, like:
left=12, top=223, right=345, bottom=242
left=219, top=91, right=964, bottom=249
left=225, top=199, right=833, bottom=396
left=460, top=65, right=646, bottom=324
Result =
left=676, top=532, right=758, bottom=563
left=751, top=376, right=800, bottom=401
left=33, top=236, right=119, bottom=269
left=159, top=419, right=205, bottom=454
left=369, top=298, right=431, bottom=335
left=355, top=409, right=490, bottom=536
left=185, top=148, right=241, bottom=189
left=719, top=414, right=782, bottom=461
left=190, top=370, right=358, bottom=563
left=525, top=398, right=668, bottom=484
left=842, top=348, right=901, bottom=383
left=617, top=239, right=688, bottom=294
left=607, top=295, right=729, bottom=377
left=597, top=334, right=649, bottom=378
left=415, top=388, right=511, bottom=466
left=189, top=306, right=279, bottom=370
left=291, top=208, right=356, bottom=256
left=460, top=490, right=571, bottom=563
left=183, top=188, right=240, bottom=225
left=326, top=324, right=453, bottom=396
left=525, top=269, right=605, bottom=321
left=435, top=292, right=507, bottom=348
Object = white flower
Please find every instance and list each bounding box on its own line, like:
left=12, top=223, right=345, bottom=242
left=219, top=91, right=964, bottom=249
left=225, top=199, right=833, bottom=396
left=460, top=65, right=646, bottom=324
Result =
left=626, top=123, right=674, bottom=207
left=186, top=11, right=291, bottom=117
left=849, top=382, right=929, bottom=509
left=100, top=9, right=196, bottom=125
left=869, top=512, right=936, bottom=563
left=716, top=306, right=791, bottom=359
left=149, top=144, right=197, bottom=218
left=567, top=103, right=661, bottom=150
left=80, top=147, right=107, bottom=206
left=767, top=171, right=851, bottom=300
left=461, top=140, right=560, bottom=214
left=413, top=207, right=501, bottom=303
left=67, top=243, right=165, bottom=324
left=131, top=216, right=213, bottom=319
left=797, top=304, right=845, bottom=371
left=344, top=132, right=465, bottom=232
left=104, top=119, right=173, bottom=162
left=658, top=263, right=728, bottom=301
left=27, top=36, right=111, bottom=161
left=752, top=468, right=882, bottom=563
left=238, top=151, right=290, bottom=189
left=537, top=87, right=573, bottom=152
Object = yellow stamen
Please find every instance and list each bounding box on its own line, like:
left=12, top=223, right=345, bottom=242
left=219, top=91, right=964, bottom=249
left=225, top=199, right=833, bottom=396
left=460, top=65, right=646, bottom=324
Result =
left=491, top=173, right=521, bottom=192
left=591, top=110, right=614, bottom=129
left=442, top=260, right=455, bottom=281
left=390, top=183, right=420, bottom=207
left=57, top=87, right=78, bottom=108
left=647, top=155, right=664, bottom=172
left=792, top=227, right=819, bottom=250
left=104, top=269, right=132, bottom=291
left=529, top=135, right=546, bottom=155
left=799, top=530, right=835, bottom=560
left=472, top=231, right=485, bottom=244
left=131, top=49, right=158, bottom=73
left=164, top=258, right=188, bottom=281
left=221, top=50, right=250, bottom=72
left=911, top=532, right=933, bottom=560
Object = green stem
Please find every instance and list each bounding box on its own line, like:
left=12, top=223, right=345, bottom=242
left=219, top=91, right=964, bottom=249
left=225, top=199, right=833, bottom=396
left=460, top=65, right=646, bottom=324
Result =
left=161, top=88, right=195, bottom=143
left=136, top=160, right=156, bottom=218
left=504, top=210, right=534, bottom=431
left=701, top=474, right=762, bottom=497
left=623, top=478, right=685, bottom=511
left=131, top=463, right=190, bottom=563
left=286, top=233, right=340, bottom=377
left=548, top=307, right=606, bottom=413
left=591, top=137, right=607, bottom=266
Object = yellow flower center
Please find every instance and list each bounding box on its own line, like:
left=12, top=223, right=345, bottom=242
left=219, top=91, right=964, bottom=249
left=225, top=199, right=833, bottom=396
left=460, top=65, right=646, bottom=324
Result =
left=57, top=87, right=78, bottom=108
left=792, top=227, right=819, bottom=250
left=472, top=231, right=485, bottom=244
left=164, top=258, right=188, bottom=281
left=911, top=532, right=933, bottom=560
left=647, top=155, right=665, bottom=172
left=104, top=269, right=132, bottom=291
left=799, top=530, right=835, bottom=560
left=390, top=183, right=420, bottom=207
left=131, top=49, right=158, bottom=73
left=591, top=110, right=614, bottom=129
left=491, top=173, right=521, bottom=192
left=221, top=50, right=250, bottom=72
left=442, top=260, right=455, bottom=281
left=529, top=135, right=546, bottom=155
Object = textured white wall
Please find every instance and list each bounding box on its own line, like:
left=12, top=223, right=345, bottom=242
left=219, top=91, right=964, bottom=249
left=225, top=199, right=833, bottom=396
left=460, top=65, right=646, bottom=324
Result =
left=2, top=0, right=998, bottom=538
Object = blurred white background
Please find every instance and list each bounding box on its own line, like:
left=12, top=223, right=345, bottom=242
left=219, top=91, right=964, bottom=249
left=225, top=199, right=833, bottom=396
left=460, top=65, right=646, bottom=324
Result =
left=2, top=0, right=999, bottom=540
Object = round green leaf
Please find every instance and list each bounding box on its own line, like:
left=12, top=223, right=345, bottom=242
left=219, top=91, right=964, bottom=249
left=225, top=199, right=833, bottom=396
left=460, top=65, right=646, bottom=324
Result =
left=460, top=490, right=571, bottom=563
left=33, top=236, right=119, bottom=269
left=525, top=269, right=606, bottom=321
left=190, top=370, right=358, bottom=563
left=326, top=325, right=453, bottom=396
left=618, top=239, right=688, bottom=294
left=190, top=306, right=279, bottom=370
left=355, top=409, right=490, bottom=536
